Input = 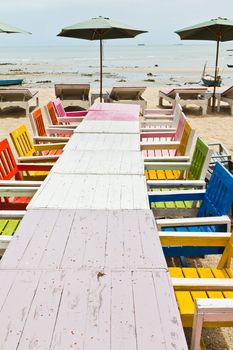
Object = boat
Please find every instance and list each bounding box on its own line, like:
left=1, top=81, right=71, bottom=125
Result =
left=201, top=63, right=222, bottom=87
left=227, top=64, right=233, bottom=68
left=0, top=79, right=23, bottom=86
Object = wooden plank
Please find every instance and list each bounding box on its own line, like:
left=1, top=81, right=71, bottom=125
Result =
left=75, top=120, right=139, bottom=134
left=0, top=270, right=41, bottom=349
left=27, top=174, right=149, bottom=210
left=90, top=102, right=140, bottom=114
left=64, top=133, right=140, bottom=151
left=50, top=150, right=144, bottom=175
left=17, top=270, right=64, bottom=350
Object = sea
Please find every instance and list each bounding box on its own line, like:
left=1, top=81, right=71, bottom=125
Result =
left=1, top=43, right=233, bottom=88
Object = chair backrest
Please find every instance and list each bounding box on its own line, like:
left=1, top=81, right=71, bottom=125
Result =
left=55, top=84, right=90, bottom=101
left=110, top=86, right=146, bottom=100
left=46, top=101, right=58, bottom=125
left=0, top=139, right=18, bottom=180
left=53, top=97, right=66, bottom=118
left=188, top=138, right=212, bottom=180
left=10, top=125, right=36, bottom=157
left=176, top=119, right=195, bottom=156
left=30, top=108, right=47, bottom=136
left=198, top=162, right=233, bottom=218
left=173, top=110, right=186, bottom=141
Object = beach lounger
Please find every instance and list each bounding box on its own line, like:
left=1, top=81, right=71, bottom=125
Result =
left=54, top=83, right=90, bottom=110
left=0, top=88, right=39, bottom=117
left=220, top=86, right=233, bottom=115
left=159, top=87, right=210, bottom=115
left=108, top=86, right=147, bottom=114
left=155, top=162, right=233, bottom=260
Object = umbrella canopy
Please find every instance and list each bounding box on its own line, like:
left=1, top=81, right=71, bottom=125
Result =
left=175, top=17, right=233, bottom=111
left=0, top=22, right=31, bottom=34
left=57, top=16, right=147, bottom=101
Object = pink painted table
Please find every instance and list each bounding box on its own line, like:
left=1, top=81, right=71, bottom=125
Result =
left=85, top=102, right=140, bottom=121
left=90, top=102, right=140, bottom=113
left=0, top=268, right=187, bottom=350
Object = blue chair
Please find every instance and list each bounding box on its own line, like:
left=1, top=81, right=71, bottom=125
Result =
left=149, top=162, right=233, bottom=261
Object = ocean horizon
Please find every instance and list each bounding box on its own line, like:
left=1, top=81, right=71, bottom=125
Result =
left=0, top=43, right=233, bottom=88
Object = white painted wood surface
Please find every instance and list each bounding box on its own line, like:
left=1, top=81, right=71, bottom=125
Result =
left=0, top=269, right=187, bottom=350
left=64, top=133, right=140, bottom=151
left=27, top=173, right=149, bottom=209
left=75, top=120, right=139, bottom=134
left=50, top=150, right=144, bottom=175
left=0, top=209, right=166, bottom=269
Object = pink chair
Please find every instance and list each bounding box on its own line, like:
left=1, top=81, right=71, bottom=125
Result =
left=53, top=98, right=87, bottom=120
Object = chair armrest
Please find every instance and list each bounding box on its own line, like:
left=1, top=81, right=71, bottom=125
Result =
left=66, top=111, right=87, bottom=117
left=46, top=127, right=73, bottom=136
left=57, top=117, right=81, bottom=124
left=148, top=189, right=205, bottom=203
left=17, top=163, right=53, bottom=171
left=0, top=187, right=38, bottom=196
left=144, top=108, right=173, bottom=115
left=144, top=156, right=190, bottom=162
left=0, top=180, right=42, bottom=187
left=147, top=180, right=206, bottom=188
left=141, top=141, right=180, bottom=150
left=144, top=161, right=191, bottom=170
left=156, top=215, right=231, bottom=230
left=0, top=210, right=26, bottom=218
left=172, top=278, right=233, bottom=291
left=159, top=231, right=231, bottom=247
left=33, top=136, right=69, bottom=143
left=140, top=131, right=176, bottom=139
left=17, top=155, right=59, bottom=163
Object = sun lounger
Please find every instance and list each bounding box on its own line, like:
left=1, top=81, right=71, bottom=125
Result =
left=0, top=88, right=39, bottom=117
left=54, top=83, right=90, bottom=110
left=159, top=87, right=210, bottom=115
left=108, top=86, right=147, bottom=114
left=220, top=86, right=233, bottom=115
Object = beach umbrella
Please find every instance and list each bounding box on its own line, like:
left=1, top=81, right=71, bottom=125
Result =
left=0, top=22, right=31, bottom=34
left=175, top=17, right=233, bottom=111
left=57, top=16, right=147, bottom=101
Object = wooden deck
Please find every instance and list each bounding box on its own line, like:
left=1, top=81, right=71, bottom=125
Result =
left=0, top=102, right=188, bottom=349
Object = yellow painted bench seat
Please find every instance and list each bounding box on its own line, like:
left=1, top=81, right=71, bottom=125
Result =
left=169, top=266, right=233, bottom=327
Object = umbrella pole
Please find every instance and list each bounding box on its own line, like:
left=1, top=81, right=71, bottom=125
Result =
left=212, top=39, right=220, bottom=112
left=100, top=36, right=103, bottom=102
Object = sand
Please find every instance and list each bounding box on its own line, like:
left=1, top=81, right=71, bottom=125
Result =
left=1, top=85, right=233, bottom=349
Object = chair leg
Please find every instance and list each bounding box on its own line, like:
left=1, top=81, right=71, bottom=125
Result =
left=159, top=96, right=163, bottom=107
left=191, top=304, right=204, bottom=350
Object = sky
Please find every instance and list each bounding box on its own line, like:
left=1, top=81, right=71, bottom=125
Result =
left=1, top=0, right=233, bottom=47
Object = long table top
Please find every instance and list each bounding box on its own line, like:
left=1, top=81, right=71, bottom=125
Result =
left=50, top=150, right=144, bottom=175
left=0, top=209, right=166, bottom=270
left=0, top=268, right=187, bottom=350
left=64, top=133, right=140, bottom=151
left=75, top=120, right=139, bottom=134
left=27, top=174, right=149, bottom=210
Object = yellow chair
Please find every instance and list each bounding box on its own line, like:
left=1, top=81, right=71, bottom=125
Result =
left=10, top=125, right=65, bottom=181
left=160, top=231, right=233, bottom=328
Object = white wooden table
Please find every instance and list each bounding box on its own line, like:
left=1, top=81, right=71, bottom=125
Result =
left=64, top=133, right=140, bottom=151
left=75, top=120, right=139, bottom=134
left=0, top=209, right=166, bottom=270
left=50, top=150, right=144, bottom=175
left=0, top=268, right=187, bottom=350
left=27, top=174, right=149, bottom=210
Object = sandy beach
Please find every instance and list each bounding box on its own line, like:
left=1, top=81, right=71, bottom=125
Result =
left=0, top=85, right=233, bottom=349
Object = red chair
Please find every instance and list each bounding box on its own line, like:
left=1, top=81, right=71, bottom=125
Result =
left=0, top=139, right=52, bottom=210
